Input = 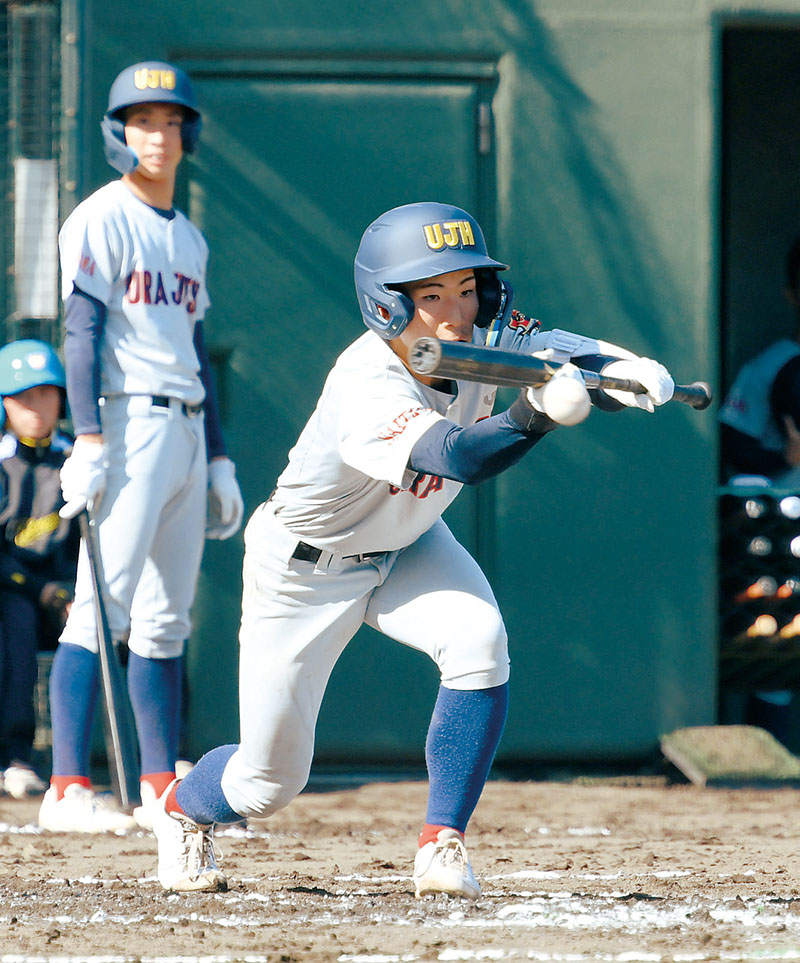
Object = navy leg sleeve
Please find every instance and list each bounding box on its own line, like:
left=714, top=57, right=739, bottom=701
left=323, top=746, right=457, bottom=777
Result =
left=49, top=642, right=99, bottom=777
left=424, top=681, right=509, bottom=832
left=176, top=743, right=242, bottom=824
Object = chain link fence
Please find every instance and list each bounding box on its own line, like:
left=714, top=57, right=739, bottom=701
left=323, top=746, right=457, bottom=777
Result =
left=3, top=0, right=61, bottom=347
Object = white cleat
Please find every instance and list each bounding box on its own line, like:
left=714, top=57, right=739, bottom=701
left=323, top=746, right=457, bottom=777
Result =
left=133, top=781, right=158, bottom=831
left=174, top=759, right=195, bottom=780
left=4, top=763, right=47, bottom=798
left=413, top=828, right=481, bottom=900
left=37, top=784, right=137, bottom=833
left=153, top=781, right=227, bottom=893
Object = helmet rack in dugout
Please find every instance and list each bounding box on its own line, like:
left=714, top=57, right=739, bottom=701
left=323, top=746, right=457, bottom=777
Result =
left=718, top=485, right=800, bottom=688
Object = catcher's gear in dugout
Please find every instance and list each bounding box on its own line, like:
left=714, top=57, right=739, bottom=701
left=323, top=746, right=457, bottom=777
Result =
left=0, top=339, right=66, bottom=430
left=354, top=202, right=512, bottom=339
left=101, top=60, right=202, bottom=175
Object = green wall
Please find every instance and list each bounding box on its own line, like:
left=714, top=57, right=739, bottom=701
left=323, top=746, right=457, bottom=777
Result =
left=63, top=0, right=773, bottom=764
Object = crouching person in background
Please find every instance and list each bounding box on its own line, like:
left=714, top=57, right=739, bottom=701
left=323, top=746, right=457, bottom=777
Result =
left=0, top=340, right=79, bottom=798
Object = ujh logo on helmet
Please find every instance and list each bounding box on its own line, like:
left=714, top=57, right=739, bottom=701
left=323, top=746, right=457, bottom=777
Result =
left=134, top=68, right=176, bottom=92
left=423, top=221, right=476, bottom=252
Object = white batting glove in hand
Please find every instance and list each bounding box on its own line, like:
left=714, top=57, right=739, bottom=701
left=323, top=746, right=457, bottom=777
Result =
left=206, top=457, right=244, bottom=540
left=59, top=437, right=108, bottom=519
left=601, top=357, right=675, bottom=413
left=527, top=362, right=591, bottom=426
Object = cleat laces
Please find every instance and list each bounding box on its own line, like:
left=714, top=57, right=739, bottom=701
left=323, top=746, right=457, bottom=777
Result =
left=177, top=814, right=223, bottom=880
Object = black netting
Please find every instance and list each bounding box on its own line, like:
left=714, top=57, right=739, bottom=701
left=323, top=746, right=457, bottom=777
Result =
left=4, top=0, right=60, bottom=345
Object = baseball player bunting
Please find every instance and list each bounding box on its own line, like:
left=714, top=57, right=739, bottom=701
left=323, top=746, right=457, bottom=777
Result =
left=38, top=61, right=244, bottom=835
left=146, top=201, right=677, bottom=900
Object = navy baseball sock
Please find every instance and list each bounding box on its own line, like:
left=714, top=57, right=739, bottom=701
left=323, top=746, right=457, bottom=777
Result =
left=49, top=643, right=100, bottom=778
left=423, top=681, right=509, bottom=835
left=174, top=743, right=242, bottom=824
left=127, top=652, right=183, bottom=777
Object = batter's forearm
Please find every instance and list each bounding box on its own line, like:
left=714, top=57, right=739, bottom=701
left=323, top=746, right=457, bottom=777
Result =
left=64, top=288, right=107, bottom=435
left=409, top=406, right=554, bottom=485
left=193, top=322, right=227, bottom=459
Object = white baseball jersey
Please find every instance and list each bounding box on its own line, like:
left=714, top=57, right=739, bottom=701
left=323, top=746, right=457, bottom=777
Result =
left=270, top=329, right=497, bottom=555
left=719, top=338, right=800, bottom=451
left=58, top=180, right=209, bottom=404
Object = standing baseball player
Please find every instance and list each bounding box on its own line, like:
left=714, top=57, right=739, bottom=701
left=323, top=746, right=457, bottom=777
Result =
left=151, top=201, right=674, bottom=895
left=0, top=341, right=79, bottom=798
left=37, top=61, right=244, bottom=833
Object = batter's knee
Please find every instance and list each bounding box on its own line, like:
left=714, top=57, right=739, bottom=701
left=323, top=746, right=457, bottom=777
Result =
left=57, top=630, right=99, bottom=655
left=127, top=635, right=185, bottom=659
left=221, top=754, right=309, bottom=819
left=437, top=606, right=510, bottom=690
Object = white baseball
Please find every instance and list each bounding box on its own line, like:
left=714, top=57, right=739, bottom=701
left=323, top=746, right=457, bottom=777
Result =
left=542, top=375, right=591, bottom=426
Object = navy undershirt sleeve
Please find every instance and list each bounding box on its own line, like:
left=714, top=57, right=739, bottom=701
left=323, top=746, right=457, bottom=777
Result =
left=193, top=322, right=227, bottom=460
left=409, top=401, right=554, bottom=485
left=63, top=286, right=106, bottom=435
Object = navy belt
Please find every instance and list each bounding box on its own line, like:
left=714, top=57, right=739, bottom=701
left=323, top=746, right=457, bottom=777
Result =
left=151, top=395, right=203, bottom=417
left=290, top=540, right=385, bottom=564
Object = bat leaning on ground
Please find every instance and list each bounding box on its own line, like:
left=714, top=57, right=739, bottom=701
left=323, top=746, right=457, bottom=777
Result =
left=408, top=337, right=713, bottom=411
left=77, top=511, right=141, bottom=810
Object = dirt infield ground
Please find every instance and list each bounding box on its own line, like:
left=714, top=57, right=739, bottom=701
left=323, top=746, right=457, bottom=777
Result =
left=2, top=775, right=800, bottom=961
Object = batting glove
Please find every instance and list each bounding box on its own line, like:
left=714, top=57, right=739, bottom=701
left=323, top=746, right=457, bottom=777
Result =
left=527, top=362, right=591, bottom=426
left=601, top=357, right=675, bottom=413
left=59, top=437, right=109, bottom=519
left=207, top=457, right=244, bottom=540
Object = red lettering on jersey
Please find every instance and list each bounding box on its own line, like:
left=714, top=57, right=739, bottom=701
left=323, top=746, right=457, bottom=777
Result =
left=402, top=473, right=444, bottom=499
left=187, top=281, right=199, bottom=314
left=378, top=407, right=427, bottom=440
left=78, top=253, right=96, bottom=278
left=125, top=269, right=152, bottom=304
left=126, top=271, right=140, bottom=304
left=125, top=268, right=202, bottom=312
left=419, top=475, right=444, bottom=498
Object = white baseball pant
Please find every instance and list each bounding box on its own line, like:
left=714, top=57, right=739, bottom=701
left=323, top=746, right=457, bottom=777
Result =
left=220, top=500, right=510, bottom=818
left=60, top=395, right=208, bottom=660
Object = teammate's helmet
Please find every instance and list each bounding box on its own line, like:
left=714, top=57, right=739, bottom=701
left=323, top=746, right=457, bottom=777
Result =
left=0, top=340, right=66, bottom=397
left=354, top=202, right=512, bottom=339
left=101, top=61, right=202, bottom=175
left=0, top=339, right=66, bottom=431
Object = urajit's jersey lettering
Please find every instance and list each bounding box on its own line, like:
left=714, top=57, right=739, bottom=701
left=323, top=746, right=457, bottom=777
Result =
left=59, top=180, right=209, bottom=405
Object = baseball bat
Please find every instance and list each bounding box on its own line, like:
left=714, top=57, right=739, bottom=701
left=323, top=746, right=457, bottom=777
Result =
left=78, top=511, right=141, bottom=810
left=408, top=338, right=713, bottom=410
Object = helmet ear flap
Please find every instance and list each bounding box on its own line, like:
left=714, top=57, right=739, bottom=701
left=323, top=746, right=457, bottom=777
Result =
left=101, top=114, right=138, bottom=174
left=475, top=271, right=514, bottom=327
left=361, top=286, right=415, bottom=339
left=181, top=113, right=203, bottom=153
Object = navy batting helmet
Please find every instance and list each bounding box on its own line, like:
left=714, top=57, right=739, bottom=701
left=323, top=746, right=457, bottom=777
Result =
left=354, top=202, right=512, bottom=339
left=101, top=61, right=202, bottom=175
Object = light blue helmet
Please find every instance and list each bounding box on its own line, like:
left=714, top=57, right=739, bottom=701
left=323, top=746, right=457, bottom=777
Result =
left=101, top=60, right=202, bottom=175
left=354, top=202, right=512, bottom=339
left=0, top=340, right=66, bottom=431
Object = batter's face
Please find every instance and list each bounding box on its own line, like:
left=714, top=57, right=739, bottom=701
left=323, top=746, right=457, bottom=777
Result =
left=3, top=385, right=61, bottom=440
left=123, top=102, right=184, bottom=184
left=391, top=268, right=479, bottom=384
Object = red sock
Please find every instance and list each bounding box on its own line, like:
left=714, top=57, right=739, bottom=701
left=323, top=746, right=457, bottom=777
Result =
left=164, top=779, right=186, bottom=817
left=141, top=771, right=176, bottom=799
left=51, top=775, right=91, bottom=800
left=418, top=823, right=463, bottom=848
